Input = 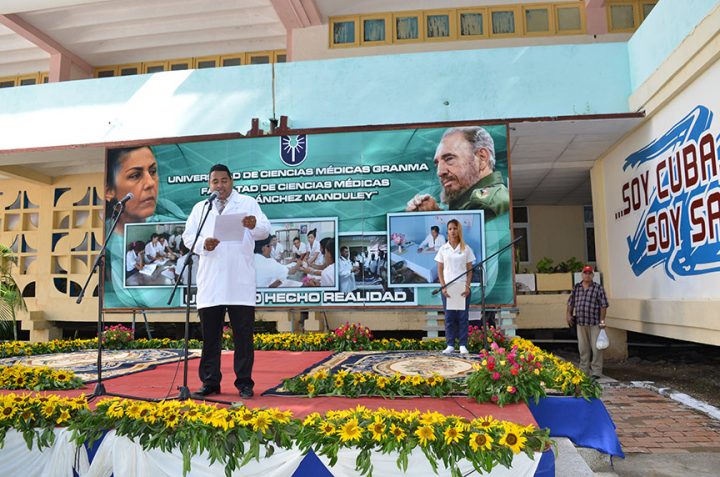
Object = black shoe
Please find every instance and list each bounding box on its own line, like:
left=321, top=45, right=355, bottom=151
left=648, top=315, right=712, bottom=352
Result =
left=192, top=384, right=220, bottom=397
left=239, top=386, right=254, bottom=398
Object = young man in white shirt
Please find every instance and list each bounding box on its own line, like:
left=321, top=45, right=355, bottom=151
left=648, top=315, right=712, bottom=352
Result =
left=269, top=234, right=284, bottom=262
left=338, top=246, right=357, bottom=293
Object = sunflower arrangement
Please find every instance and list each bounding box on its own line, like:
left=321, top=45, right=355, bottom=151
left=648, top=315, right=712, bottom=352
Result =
left=0, top=325, right=503, bottom=358
left=283, top=369, right=461, bottom=398
left=296, top=406, right=551, bottom=476
left=0, top=393, right=88, bottom=450
left=0, top=364, right=83, bottom=391
left=252, top=330, right=333, bottom=351
left=0, top=338, right=97, bottom=358
left=1, top=395, right=551, bottom=477
left=70, top=397, right=299, bottom=476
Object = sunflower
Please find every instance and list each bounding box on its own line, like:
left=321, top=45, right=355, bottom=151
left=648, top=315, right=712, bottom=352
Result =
left=251, top=411, right=271, bottom=433
left=368, top=419, right=385, bottom=442
left=443, top=425, right=464, bottom=445
left=55, top=409, right=71, bottom=425
left=238, top=410, right=255, bottom=426
left=499, top=428, right=527, bottom=454
left=338, top=418, right=362, bottom=443
left=319, top=421, right=336, bottom=436
left=411, top=375, right=424, bottom=386
left=270, top=408, right=292, bottom=424
left=55, top=371, right=71, bottom=383
left=303, top=412, right=320, bottom=426
left=41, top=402, right=56, bottom=419
left=0, top=405, right=16, bottom=420
left=126, top=402, right=143, bottom=419
left=390, top=423, right=406, bottom=442
left=184, top=408, right=201, bottom=422
left=475, top=415, right=499, bottom=429
left=469, top=432, right=493, bottom=452
left=415, top=425, right=436, bottom=447
left=106, top=401, right=124, bottom=418
left=163, top=412, right=180, bottom=429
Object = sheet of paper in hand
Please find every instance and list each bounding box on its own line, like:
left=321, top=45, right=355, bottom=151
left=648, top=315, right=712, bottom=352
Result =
left=213, top=213, right=246, bottom=242
left=446, top=281, right=467, bottom=310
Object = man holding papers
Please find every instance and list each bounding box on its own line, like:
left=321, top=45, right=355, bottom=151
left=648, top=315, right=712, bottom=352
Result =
left=183, top=164, right=270, bottom=399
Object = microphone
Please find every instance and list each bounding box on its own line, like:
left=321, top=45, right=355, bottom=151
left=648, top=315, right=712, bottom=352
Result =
left=206, top=191, right=219, bottom=203
left=116, top=192, right=134, bottom=206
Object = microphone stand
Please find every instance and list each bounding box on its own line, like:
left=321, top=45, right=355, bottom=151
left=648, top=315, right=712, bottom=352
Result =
left=167, top=198, right=214, bottom=400
left=432, top=236, right=522, bottom=351
left=77, top=201, right=141, bottom=400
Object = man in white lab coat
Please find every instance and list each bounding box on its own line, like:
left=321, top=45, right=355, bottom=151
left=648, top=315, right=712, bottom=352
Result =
left=183, top=164, right=271, bottom=399
left=338, top=246, right=357, bottom=293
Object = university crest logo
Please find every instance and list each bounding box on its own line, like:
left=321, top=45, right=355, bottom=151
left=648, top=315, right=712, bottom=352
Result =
left=280, top=134, right=307, bottom=166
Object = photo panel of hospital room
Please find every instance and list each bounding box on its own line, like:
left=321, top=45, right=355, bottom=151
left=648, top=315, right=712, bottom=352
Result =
left=253, top=236, right=303, bottom=289
left=343, top=235, right=386, bottom=285
left=388, top=212, right=483, bottom=286
left=267, top=219, right=337, bottom=288
left=124, top=222, right=182, bottom=287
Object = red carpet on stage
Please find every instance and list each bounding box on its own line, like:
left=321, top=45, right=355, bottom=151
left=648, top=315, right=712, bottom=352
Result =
left=1, top=350, right=537, bottom=426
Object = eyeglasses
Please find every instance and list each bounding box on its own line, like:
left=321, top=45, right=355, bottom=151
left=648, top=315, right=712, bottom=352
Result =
left=582, top=271, right=593, bottom=275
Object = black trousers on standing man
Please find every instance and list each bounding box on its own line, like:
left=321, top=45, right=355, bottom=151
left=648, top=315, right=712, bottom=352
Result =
left=198, top=304, right=255, bottom=391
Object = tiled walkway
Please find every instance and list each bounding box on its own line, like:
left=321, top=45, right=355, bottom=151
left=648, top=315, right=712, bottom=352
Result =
left=602, top=385, right=720, bottom=454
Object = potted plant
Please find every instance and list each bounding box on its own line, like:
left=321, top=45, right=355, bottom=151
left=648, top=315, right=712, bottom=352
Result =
left=534, top=256, right=573, bottom=292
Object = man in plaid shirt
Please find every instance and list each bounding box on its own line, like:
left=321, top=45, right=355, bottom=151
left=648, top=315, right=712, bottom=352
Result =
left=566, top=265, right=609, bottom=378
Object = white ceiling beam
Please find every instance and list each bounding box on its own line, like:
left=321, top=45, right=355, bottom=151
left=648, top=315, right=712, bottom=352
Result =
left=0, top=0, right=106, bottom=14
left=270, top=0, right=322, bottom=30
left=0, top=13, right=92, bottom=74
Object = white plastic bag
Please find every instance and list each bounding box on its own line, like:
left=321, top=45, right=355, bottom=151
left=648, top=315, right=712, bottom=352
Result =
left=596, top=329, right=609, bottom=350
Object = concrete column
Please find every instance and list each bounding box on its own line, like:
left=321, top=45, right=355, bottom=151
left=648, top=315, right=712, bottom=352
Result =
left=603, top=327, right=628, bottom=360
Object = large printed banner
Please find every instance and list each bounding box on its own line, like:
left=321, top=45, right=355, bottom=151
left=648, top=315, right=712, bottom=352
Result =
left=607, top=96, right=720, bottom=299
left=104, top=124, right=513, bottom=309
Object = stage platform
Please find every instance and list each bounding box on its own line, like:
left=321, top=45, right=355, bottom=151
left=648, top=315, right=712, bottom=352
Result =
left=0, top=350, right=537, bottom=425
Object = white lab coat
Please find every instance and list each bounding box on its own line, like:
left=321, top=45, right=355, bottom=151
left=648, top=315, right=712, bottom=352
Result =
left=338, top=256, right=356, bottom=293
left=308, top=239, right=323, bottom=266
left=183, top=190, right=270, bottom=309
left=292, top=242, right=309, bottom=257
left=144, top=241, right=163, bottom=260
left=254, top=254, right=289, bottom=288
left=419, top=233, right=446, bottom=250
left=321, top=263, right=336, bottom=287
left=270, top=242, right=284, bottom=261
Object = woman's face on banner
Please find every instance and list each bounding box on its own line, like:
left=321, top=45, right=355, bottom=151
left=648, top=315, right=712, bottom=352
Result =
left=110, top=147, right=159, bottom=222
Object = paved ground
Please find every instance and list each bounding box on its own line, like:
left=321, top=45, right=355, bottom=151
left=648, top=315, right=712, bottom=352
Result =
left=602, top=384, right=720, bottom=454
left=560, top=381, right=720, bottom=476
